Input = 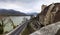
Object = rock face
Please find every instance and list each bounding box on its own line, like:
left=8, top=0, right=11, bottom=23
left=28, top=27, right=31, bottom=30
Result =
left=29, top=3, right=60, bottom=32
left=29, top=3, right=60, bottom=31
left=30, top=22, right=60, bottom=35
left=41, top=5, right=47, bottom=11
left=38, top=3, right=60, bottom=25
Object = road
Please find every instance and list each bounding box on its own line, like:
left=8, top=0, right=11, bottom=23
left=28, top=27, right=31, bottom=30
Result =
left=6, top=21, right=29, bottom=35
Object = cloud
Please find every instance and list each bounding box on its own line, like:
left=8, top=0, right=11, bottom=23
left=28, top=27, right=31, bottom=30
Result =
left=0, top=0, right=60, bottom=13
left=0, top=0, right=41, bottom=13
left=0, top=0, right=40, bottom=3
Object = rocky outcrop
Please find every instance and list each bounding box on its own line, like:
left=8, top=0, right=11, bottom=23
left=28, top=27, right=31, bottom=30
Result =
left=29, top=3, right=60, bottom=31
left=38, top=3, right=60, bottom=25
left=41, top=5, right=47, bottom=11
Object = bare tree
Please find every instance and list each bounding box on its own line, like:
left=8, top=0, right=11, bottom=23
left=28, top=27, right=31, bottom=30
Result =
left=0, top=17, right=16, bottom=34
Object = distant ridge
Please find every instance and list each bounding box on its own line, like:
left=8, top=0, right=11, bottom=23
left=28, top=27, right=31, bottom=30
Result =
left=25, top=12, right=38, bottom=16
left=0, top=9, right=27, bottom=16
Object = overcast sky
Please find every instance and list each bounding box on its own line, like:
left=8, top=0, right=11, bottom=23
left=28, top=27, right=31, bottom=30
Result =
left=0, top=0, right=60, bottom=13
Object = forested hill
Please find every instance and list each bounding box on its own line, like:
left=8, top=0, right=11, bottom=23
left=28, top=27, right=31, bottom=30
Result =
left=0, top=9, right=27, bottom=16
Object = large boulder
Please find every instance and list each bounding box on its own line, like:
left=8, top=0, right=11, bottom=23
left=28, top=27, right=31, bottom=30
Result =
left=30, top=22, right=60, bottom=35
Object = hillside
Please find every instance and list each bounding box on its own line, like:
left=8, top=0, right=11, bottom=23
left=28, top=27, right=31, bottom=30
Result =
left=0, top=9, right=27, bottom=16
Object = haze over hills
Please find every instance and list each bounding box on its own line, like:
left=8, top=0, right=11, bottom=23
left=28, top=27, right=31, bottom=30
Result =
left=25, top=12, right=38, bottom=16
left=0, top=9, right=38, bottom=16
